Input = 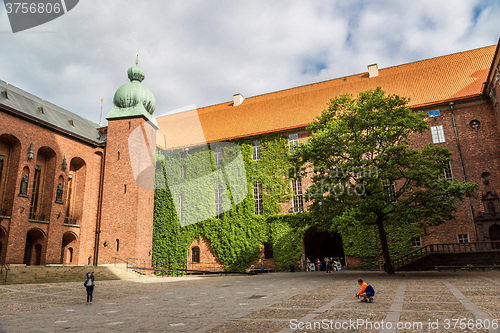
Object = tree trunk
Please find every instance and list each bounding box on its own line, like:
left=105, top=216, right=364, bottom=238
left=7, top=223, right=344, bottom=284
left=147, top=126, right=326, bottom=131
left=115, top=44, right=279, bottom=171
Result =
left=376, top=218, right=395, bottom=274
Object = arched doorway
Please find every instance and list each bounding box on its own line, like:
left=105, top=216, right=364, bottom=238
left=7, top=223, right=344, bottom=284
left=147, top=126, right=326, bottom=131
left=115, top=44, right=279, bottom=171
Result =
left=23, top=229, right=46, bottom=265
left=61, top=232, right=78, bottom=264
left=489, top=224, right=500, bottom=249
left=303, top=226, right=344, bottom=270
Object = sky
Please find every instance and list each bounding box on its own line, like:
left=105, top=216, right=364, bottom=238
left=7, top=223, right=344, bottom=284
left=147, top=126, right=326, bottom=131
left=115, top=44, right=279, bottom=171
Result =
left=1, top=0, right=500, bottom=125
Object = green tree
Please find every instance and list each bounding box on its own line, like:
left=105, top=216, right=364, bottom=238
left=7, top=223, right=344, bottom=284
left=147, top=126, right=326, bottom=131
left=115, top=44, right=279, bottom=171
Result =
left=293, top=87, right=477, bottom=274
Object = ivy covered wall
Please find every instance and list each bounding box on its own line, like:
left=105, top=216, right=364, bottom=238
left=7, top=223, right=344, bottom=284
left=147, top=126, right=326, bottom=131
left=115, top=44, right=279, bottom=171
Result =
left=152, top=134, right=421, bottom=272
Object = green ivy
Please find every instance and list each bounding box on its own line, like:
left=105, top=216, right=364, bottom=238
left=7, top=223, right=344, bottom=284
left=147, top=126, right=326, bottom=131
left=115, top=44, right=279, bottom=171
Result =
left=153, top=135, right=422, bottom=273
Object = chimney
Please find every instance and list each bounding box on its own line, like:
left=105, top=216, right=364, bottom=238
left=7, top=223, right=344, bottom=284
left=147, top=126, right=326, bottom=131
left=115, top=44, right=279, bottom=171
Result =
left=368, top=64, right=378, bottom=78
left=233, top=93, right=244, bottom=106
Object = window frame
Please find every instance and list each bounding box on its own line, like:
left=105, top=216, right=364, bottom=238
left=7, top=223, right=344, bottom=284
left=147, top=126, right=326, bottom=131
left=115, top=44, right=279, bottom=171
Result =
left=291, top=178, right=304, bottom=212
left=289, top=133, right=299, bottom=154
left=457, top=233, right=470, bottom=243
left=252, top=140, right=261, bottom=161
left=430, top=125, right=446, bottom=144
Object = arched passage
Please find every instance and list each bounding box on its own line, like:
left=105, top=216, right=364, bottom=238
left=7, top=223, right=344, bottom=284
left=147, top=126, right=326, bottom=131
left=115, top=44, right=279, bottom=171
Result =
left=303, top=226, right=344, bottom=270
left=23, top=228, right=46, bottom=265
left=489, top=224, right=500, bottom=249
left=0, top=226, right=7, bottom=258
left=61, top=232, right=78, bottom=264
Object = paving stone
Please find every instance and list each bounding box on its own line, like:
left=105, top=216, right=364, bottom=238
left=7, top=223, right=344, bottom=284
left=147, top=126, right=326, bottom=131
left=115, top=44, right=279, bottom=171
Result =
left=0, top=270, right=498, bottom=333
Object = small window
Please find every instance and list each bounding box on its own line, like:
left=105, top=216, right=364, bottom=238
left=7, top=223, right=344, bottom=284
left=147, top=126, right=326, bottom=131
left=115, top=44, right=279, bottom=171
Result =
left=263, top=242, right=273, bottom=259
left=289, top=133, right=299, bottom=154
left=488, top=201, right=496, bottom=213
left=431, top=125, right=446, bottom=144
left=411, top=237, right=422, bottom=247
left=213, top=147, right=222, bottom=165
left=428, top=110, right=440, bottom=117
left=254, top=182, right=263, bottom=215
left=116, top=239, right=120, bottom=252
left=192, top=246, right=200, bottom=263
left=457, top=234, right=470, bottom=243
left=252, top=140, right=261, bottom=160
left=442, top=161, right=453, bottom=180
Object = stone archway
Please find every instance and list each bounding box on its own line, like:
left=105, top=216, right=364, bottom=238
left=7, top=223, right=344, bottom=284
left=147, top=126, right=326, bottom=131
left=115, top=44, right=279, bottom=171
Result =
left=23, top=229, right=46, bottom=265
left=303, top=226, right=345, bottom=270
left=61, top=232, right=78, bottom=264
left=489, top=224, right=500, bottom=249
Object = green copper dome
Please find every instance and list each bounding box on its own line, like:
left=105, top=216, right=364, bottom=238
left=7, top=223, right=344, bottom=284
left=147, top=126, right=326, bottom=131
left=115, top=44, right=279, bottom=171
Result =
left=106, top=56, right=158, bottom=128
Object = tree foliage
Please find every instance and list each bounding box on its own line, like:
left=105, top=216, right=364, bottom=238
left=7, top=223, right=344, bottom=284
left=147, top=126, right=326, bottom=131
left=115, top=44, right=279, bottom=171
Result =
left=293, top=87, right=477, bottom=274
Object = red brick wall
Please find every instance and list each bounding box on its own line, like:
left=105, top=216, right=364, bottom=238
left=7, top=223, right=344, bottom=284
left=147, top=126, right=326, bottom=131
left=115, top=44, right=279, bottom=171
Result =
left=188, top=236, right=224, bottom=271
left=0, top=110, right=104, bottom=265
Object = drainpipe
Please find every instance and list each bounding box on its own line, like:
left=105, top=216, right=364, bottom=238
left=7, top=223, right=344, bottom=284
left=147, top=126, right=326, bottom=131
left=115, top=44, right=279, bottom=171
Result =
left=449, top=102, right=478, bottom=241
left=93, top=147, right=106, bottom=265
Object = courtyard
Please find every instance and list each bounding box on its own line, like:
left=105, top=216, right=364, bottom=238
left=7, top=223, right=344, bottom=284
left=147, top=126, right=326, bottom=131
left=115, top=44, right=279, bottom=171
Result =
left=0, top=270, right=499, bottom=332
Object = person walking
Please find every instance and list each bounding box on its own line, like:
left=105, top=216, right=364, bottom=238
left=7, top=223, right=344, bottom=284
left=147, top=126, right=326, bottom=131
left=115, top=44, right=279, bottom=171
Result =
left=85, top=271, right=95, bottom=304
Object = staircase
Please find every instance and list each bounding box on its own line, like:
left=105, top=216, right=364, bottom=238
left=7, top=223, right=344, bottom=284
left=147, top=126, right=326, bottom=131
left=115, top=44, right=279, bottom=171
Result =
left=391, top=241, right=500, bottom=271
left=0, top=263, right=146, bottom=285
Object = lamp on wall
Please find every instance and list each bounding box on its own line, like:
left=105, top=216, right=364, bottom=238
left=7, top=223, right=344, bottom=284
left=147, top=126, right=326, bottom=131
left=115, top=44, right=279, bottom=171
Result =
left=27, top=143, right=34, bottom=161
left=61, top=155, right=67, bottom=171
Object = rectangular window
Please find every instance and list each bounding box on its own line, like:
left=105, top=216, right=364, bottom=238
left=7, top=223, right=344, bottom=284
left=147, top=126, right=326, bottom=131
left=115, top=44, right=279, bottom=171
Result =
left=383, top=180, right=396, bottom=201
left=178, top=195, right=183, bottom=222
left=289, top=133, right=299, bottom=154
left=457, top=234, right=470, bottom=243
left=431, top=125, right=445, bottom=143
left=254, top=182, right=263, bottom=215
left=442, top=161, right=453, bottom=180
left=428, top=110, right=440, bottom=117
left=213, top=147, right=222, bottom=165
left=215, top=187, right=223, bottom=219
left=29, top=166, right=42, bottom=220
left=292, top=178, right=304, bottom=212
left=252, top=140, right=261, bottom=160
left=411, top=237, right=422, bottom=247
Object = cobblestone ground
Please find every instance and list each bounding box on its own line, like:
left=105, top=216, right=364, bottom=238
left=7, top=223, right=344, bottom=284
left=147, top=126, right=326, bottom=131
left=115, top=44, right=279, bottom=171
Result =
left=0, top=270, right=499, bottom=332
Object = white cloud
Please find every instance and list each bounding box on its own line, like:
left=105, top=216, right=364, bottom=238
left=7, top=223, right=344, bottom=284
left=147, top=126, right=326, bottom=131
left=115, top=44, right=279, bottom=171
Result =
left=1, top=0, right=499, bottom=125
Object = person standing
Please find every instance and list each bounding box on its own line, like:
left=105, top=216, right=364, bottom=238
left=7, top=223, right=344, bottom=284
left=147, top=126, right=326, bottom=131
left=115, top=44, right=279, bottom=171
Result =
left=85, top=271, right=95, bottom=304
left=306, top=257, right=311, bottom=272
left=324, top=257, right=331, bottom=273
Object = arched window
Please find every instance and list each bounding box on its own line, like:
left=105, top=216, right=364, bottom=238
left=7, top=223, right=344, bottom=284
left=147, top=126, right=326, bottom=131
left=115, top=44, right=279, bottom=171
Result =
left=191, top=246, right=200, bottom=263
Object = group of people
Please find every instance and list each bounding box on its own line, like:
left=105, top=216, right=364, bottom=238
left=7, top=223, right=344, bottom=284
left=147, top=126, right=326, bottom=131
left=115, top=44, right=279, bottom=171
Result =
left=305, top=257, right=342, bottom=272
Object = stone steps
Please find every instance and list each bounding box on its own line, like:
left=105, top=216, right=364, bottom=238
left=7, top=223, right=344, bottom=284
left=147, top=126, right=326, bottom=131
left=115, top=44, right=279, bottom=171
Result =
left=0, top=264, right=148, bottom=285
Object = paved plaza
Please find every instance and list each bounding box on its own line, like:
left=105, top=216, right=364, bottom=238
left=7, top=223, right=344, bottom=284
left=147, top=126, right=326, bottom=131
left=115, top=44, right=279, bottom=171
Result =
left=0, top=270, right=499, bottom=332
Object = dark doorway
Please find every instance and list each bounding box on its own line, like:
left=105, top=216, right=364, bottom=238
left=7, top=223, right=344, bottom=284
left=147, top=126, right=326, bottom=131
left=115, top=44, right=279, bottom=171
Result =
left=23, top=233, right=32, bottom=265
left=303, top=227, right=344, bottom=270
left=490, top=224, right=500, bottom=249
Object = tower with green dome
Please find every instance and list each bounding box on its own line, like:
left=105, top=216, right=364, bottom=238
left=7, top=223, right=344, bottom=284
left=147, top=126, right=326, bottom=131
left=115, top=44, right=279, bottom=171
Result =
left=98, top=56, right=157, bottom=265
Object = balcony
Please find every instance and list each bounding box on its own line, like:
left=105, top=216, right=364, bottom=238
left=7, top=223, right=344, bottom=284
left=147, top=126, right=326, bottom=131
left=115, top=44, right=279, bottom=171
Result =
left=28, top=213, right=48, bottom=223
left=64, top=216, right=79, bottom=226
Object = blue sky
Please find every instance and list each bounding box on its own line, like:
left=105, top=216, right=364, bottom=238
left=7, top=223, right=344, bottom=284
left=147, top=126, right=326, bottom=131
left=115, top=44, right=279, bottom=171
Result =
left=1, top=0, right=500, bottom=124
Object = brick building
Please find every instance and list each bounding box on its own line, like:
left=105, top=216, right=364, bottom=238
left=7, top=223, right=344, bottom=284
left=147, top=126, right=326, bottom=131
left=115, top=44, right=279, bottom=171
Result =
left=1, top=40, right=500, bottom=268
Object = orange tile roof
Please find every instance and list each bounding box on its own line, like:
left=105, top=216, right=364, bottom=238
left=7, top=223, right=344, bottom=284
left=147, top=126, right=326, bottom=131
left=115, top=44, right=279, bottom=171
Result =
left=157, top=45, right=496, bottom=148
